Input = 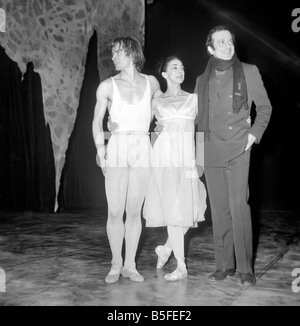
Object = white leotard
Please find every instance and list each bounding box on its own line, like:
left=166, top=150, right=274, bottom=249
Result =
left=106, top=75, right=152, bottom=168
left=109, top=75, right=151, bottom=133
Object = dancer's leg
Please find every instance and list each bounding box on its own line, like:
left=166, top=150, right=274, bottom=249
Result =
left=167, top=226, right=187, bottom=261
left=124, top=166, right=150, bottom=269
left=164, top=227, right=188, bottom=251
left=155, top=228, right=189, bottom=269
left=105, top=166, right=128, bottom=267
left=164, top=226, right=188, bottom=281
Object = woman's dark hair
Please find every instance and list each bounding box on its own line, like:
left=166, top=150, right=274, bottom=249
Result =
left=206, top=25, right=235, bottom=54
left=110, top=36, right=145, bottom=72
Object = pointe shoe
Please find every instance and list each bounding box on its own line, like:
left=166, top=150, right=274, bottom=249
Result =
left=155, top=245, right=172, bottom=269
left=164, top=263, right=188, bottom=281
left=122, top=265, right=144, bottom=282
left=105, top=264, right=123, bottom=284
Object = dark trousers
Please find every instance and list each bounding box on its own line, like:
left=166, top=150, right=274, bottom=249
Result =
left=204, top=150, right=253, bottom=273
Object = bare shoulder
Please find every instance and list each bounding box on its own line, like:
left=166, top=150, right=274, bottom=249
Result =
left=98, top=77, right=113, bottom=90
left=96, top=77, right=113, bottom=98
left=147, top=74, right=160, bottom=88
left=146, top=74, right=161, bottom=97
left=147, top=74, right=159, bottom=82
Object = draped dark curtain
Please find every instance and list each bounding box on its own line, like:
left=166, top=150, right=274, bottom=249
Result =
left=0, top=32, right=108, bottom=214
left=58, top=31, right=108, bottom=211
left=0, top=46, right=56, bottom=212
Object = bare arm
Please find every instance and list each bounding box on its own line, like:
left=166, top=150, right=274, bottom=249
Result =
left=92, top=80, right=111, bottom=172
left=149, top=75, right=162, bottom=122
left=151, top=97, right=158, bottom=121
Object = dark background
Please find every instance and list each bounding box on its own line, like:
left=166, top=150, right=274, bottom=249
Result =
left=142, top=0, right=300, bottom=213
left=1, top=0, right=300, bottom=213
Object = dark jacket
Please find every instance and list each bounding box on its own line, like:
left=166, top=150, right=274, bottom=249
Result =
left=195, top=63, right=272, bottom=166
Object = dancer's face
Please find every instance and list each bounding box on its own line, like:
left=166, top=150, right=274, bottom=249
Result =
left=111, top=43, right=132, bottom=71
left=162, top=59, right=185, bottom=84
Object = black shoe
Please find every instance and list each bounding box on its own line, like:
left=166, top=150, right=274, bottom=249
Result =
left=240, top=273, right=256, bottom=286
left=208, top=268, right=236, bottom=281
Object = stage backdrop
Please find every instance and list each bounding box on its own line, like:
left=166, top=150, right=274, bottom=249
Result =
left=0, top=0, right=145, bottom=211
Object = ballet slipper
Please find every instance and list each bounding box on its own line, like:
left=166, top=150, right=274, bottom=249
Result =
left=155, top=245, right=172, bottom=269
left=105, top=263, right=123, bottom=284
left=122, top=265, right=144, bottom=282
left=164, top=262, right=188, bottom=281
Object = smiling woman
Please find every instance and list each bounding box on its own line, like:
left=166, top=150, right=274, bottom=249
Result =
left=143, top=56, right=207, bottom=282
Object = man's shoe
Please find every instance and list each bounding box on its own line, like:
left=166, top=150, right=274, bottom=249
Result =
left=208, top=268, right=236, bottom=281
left=240, top=273, right=256, bottom=286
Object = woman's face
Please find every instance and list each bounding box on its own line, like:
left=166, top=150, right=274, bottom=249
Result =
left=163, top=58, right=185, bottom=84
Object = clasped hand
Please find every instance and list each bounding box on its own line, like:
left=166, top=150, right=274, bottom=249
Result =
left=107, top=116, right=164, bottom=134
left=107, top=116, right=119, bottom=132
left=107, top=116, right=255, bottom=150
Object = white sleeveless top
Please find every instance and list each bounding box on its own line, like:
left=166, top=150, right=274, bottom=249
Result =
left=109, top=75, right=151, bottom=133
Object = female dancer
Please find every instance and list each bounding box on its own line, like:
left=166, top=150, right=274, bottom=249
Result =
left=143, top=56, right=207, bottom=281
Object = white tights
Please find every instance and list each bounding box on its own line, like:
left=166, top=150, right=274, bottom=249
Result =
left=105, top=165, right=150, bottom=268
left=165, top=226, right=189, bottom=262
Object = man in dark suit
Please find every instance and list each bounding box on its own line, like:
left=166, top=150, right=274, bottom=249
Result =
left=195, top=25, right=272, bottom=286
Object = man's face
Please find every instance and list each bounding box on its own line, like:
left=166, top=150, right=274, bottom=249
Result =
left=111, top=43, right=131, bottom=71
left=208, top=30, right=235, bottom=60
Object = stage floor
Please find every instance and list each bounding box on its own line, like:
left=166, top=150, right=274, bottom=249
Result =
left=0, top=209, right=299, bottom=306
